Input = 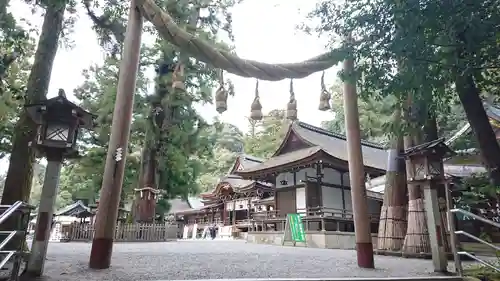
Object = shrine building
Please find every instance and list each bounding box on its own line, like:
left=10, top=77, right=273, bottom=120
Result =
left=235, top=121, right=386, bottom=248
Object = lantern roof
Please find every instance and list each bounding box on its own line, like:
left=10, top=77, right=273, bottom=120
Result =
left=402, top=138, right=455, bottom=159
left=24, top=89, right=96, bottom=129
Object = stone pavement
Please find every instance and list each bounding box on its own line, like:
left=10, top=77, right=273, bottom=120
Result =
left=34, top=240, right=456, bottom=280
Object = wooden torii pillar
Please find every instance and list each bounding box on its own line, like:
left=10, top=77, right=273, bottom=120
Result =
left=88, top=0, right=372, bottom=271
left=89, top=0, right=143, bottom=269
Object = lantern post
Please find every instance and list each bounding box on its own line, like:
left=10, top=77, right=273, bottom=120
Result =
left=24, top=90, right=96, bottom=277
left=402, top=138, right=454, bottom=273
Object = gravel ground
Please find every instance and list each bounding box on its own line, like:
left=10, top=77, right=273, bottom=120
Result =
left=35, top=240, right=455, bottom=281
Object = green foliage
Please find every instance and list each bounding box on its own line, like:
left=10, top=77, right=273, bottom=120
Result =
left=0, top=3, right=35, bottom=157
left=196, top=121, right=244, bottom=191
left=57, top=53, right=151, bottom=206
left=59, top=147, right=141, bottom=206
left=320, top=87, right=395, bottom=145
left=244, top=109, right=288, bottom=159
left=57, top=0, right=240, bottom=214
left=305, top=0, right=500, bottom=130
left=148, top=59, right=214, bottom=209
left=463, top=262, right=500, bottom=281
left=320, top=84, right=475, bottom=149
left=134, top=0, right=240, bottom=213
left=457, top=173, right=499, bottom=216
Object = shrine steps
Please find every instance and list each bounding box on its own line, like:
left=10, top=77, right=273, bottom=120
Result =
left=162, top=277, right=466, bottom=281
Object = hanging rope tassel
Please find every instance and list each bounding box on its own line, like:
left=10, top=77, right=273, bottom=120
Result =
left=318, top=71, right=331, bottom=111
left=215, top=70, right=228, bottom=113
left=286, top=79, right=297, bottom=121
left=250, top=80, right=263, bottom=121
left=172, top=63, right=186, bottom=91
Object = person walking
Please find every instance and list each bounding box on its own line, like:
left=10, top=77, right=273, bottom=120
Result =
left=210, top=224, right=216, bottom=240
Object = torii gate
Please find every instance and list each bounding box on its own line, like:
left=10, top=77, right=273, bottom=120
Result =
left=88, top=0, right=373, bottom=270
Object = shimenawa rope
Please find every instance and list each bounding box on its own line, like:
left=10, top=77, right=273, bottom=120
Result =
left=136, top=0, right=345, bottom=81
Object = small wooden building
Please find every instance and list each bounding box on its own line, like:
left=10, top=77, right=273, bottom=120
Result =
left=55, top=200, right=94, bottom=221
left=237, top=122, right=387, bottom=249
left=175, top=154, right=274, bottom=232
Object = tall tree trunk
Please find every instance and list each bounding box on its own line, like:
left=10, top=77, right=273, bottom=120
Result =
left=455, top=74, right=500, bottom=185
left=402, top=94, right=431, bottom=254
left=377, top=108, right=407, bottom=251
left=143, top=148, right=157, bottom=188
left=133, top=143, right=156, bottom=223
left=2, top=2, right=65, bottom=204
left=454, top=32, right=500, bottom=186
left=1, top=1, right=65, bottom=249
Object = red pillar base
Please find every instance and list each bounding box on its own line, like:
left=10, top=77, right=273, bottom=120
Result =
left=356, top=242, right=375, bottom=268
left=89, top=238, right=113, bottom=269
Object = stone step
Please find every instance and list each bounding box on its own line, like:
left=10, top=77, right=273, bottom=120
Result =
left=162, top=277, right=465, bottom=281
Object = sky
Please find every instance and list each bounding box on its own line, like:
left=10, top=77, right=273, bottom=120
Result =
left=2, top=0, right=341, bottom=172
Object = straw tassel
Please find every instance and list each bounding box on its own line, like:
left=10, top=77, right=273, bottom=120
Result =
left=172, top=63, right=186, bottom=91
left=286, top=79, right=297, bottom=121
left=215, top=70, right=228, bottom=113
left=318, top=71, right=331, bottom=111
left=250, top=80, right=263, bottom=121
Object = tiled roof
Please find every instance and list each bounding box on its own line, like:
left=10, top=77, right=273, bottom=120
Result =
left=240, top=146, right=322, bottom=174
left=485, top=102, right=500, bottom=121
left=402, top=138, right=454, bottom=158
left=201, top=153, right=267, bottom=197
left=55, top=201, right=92, bottom=216
left=366, top=164, right=487, bottom=194
left=219, top=175, right=273, bottom=191
left=187, top=197, right=204, bottom=209
left=446, top=101, right=500, bottom=141
left=227, top=154, right=263, bottom=174
left=292, top=122, right=386, bottom=170
left=238, top=122, right=387, bottom=175
left=168, top=198, right=193, bottom=214
left=167, top=197, right=205, bottom=215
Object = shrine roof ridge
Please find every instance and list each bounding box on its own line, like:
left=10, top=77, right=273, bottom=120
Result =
left=295, top=121, right=385, bottom=150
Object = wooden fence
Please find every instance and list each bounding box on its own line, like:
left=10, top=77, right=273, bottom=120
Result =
left=62, top=223, right=179, bottom=242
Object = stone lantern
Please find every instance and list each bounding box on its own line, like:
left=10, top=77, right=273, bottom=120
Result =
left=402, top=137, right=454, bottom=273
left=403, top=138, right=454, bottom=183
left=25, top=89, right=96, bottom=277
left=25, top=89, right=95, bottom=159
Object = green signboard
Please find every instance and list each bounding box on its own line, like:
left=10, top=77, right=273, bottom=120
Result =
left=287, top=213, right=306, bottom=242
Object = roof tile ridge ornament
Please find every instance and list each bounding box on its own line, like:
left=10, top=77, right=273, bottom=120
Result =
left=296, top=121, right=385, bottom=150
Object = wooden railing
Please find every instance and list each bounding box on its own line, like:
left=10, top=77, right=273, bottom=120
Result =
left=235, top=219, right=252, bottom=226
left=252, top=210, right=279, bottom=220
left=62, top=223, right=179, bottom=242
left=301, top=207, right=380, bottom=222
left=251, top=207, right=380, bottom=222
left=187, top=218, right=222, bottom=225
